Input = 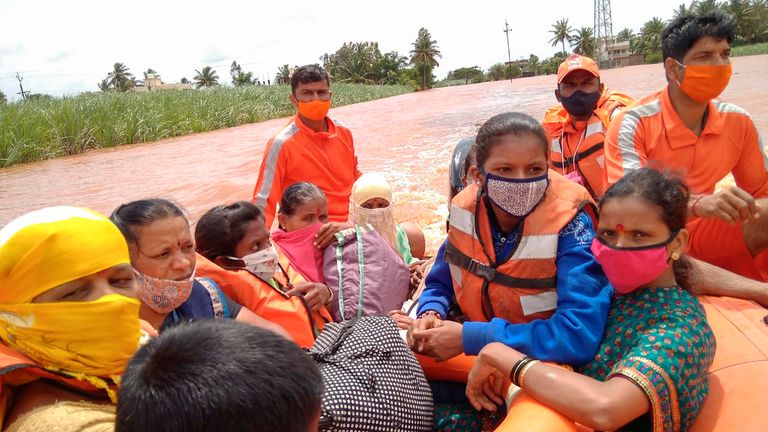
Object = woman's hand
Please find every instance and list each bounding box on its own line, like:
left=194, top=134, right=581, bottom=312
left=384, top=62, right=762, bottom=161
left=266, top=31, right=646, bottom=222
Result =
left=466, top=343, right=517, bottom=411
left=387, top=310, right=413, bottom=330
left=287, top=282, right=331, bottom=311
left=314, top=222, right=354, bottom=249
left=409, top=264, right=424, bottom=293
left=406, top=314, right=441, bottom=352
left=408, top=319, right=464, bottom=361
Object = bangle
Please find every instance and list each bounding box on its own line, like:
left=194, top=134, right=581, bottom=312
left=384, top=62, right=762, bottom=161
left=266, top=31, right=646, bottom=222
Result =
left=509, top=356, right=534, bottom=387
left=691, top=194, right=705, bottom=217
left=323, top=285, right=333, bottom=305
left=518, top=360, right=540, bottom=388
left=417, top=310, right=443, bottom=320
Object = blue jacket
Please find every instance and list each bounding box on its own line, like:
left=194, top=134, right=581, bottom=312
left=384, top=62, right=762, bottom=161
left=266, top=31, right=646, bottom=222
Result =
left=418, top=211, right=612, bottom=365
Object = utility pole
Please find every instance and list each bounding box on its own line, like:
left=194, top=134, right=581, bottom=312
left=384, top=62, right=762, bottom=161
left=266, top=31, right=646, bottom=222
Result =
left=15, top=73, right=29, bottom=100
left=503, top=20, right=512, bottom=75
left=502, top=20, right=512, bottom=67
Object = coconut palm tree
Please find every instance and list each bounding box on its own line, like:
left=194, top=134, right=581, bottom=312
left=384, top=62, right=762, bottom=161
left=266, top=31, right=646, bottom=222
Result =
left=571, top=27, right=597, bottom=59
left=616, top=28, right=635, bottom=43
left=549, top=19, right=574, bottom=54
left=97, top=79, right=110, bottom=92
left=193, top=66, right=220, bottom=89
left=409, top=27, right=442, bottom=90
left=693, top=0, right=724, bottom=15
left=673, top=3, right=691, bottom=18
left=275, top=64, right=292, bottom=85
left=107, top=62, right=135, bottom=92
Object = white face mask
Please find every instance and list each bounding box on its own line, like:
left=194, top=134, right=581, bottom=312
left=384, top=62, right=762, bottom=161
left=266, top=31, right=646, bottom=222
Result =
left=349, top=203, right=396, bottom=247
left=229, top=245, right=279, bottom=282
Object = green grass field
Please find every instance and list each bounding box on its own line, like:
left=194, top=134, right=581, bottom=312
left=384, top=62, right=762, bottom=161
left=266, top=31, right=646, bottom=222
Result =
left=0, top=84, right=412, bottom=168
left=733, top=42, right=768, bottom=57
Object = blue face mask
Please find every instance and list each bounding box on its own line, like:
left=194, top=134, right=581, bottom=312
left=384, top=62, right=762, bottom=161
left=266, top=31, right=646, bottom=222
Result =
left=484, top=172, right=549, bottom=217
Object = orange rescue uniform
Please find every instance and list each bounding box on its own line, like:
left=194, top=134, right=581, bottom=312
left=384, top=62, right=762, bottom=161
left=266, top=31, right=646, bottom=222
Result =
left=604, top=86, right=768, bottom=280
left=195, top=253, right=332, bottom=348
left=252, top=115, right=362, bottom=228
left=542, top=88, right=633, bottom=199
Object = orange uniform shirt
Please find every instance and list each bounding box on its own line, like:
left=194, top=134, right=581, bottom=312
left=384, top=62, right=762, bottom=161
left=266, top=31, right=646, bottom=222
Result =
left=604, top=86, right=768, bottom=197
left=252, top=115, right=362, bottom=228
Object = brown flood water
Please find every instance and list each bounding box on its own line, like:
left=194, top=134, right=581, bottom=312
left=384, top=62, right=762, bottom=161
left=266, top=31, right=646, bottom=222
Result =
left=1, top=55, right=767, bottom=253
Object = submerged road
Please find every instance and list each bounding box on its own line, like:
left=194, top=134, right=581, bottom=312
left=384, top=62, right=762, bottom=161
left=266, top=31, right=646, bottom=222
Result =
left=1, top=55, right=767, bottom=251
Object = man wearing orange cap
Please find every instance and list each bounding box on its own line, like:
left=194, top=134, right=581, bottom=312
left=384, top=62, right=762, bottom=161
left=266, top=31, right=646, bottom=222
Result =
left=252, top=64, right=362, bottom=229
left=605, top=14, right=768, bottom=282
left=542, top=54, right=633, bottom=199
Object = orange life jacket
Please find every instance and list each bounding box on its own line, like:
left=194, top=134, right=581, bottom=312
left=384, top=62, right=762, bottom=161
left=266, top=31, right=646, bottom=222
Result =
left=446, top=171, right=595, bottom=323
left=195, top=254, right=331, bottom=348
left=542, top=89, right=634, bottom=199
left=0, top=344, right=107, bottom=428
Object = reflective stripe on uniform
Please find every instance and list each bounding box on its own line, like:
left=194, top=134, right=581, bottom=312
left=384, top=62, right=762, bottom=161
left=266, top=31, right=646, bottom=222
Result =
left=585, top=120, right=604, bottom=138
left=551, top=138, right=562, bottom=153
left=254, top=123, right=300, bottom=209
left=520, top=291, right=558, bottom=316
left=510, top=234, right=559, bottom=260
left=617, top=100, right=662, bottom=174
left=449, top=204, right=477, bottom=240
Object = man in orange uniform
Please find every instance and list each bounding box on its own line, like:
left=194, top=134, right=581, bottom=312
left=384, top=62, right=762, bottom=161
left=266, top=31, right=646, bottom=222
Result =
left=252, top=64, right=362, bottom=228
left=605, top=14, right=768, bottom=281
left=542, top=54, right=633, bottom=198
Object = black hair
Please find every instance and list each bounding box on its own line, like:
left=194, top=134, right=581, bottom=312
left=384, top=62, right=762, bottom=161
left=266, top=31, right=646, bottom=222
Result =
left=195, top=201, right=263, bottom=260
left=473, top=112, right=549, bottom=169
left=116, top=320, right=322, bottom=432
left=290, top=64, right=330, bottom=95
left=600, top=167, right=692, bottom=289
left=110, top=199, right=187, bottom=244
left=279, top=182, right=326, bottom=216
left=662, top=14, right=735, bottom=62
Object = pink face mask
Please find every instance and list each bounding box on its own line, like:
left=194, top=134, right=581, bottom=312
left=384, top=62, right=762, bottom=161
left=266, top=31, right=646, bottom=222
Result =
left=590, top=233, right=677, bottom=295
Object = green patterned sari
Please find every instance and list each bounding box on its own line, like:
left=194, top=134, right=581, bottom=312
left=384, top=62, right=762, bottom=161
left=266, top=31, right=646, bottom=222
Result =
left=578, top=286, right=716, bottom=432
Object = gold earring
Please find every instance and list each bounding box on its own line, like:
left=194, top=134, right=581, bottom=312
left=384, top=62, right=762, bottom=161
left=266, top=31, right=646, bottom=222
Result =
left=671, top=251, right=680, bottom=261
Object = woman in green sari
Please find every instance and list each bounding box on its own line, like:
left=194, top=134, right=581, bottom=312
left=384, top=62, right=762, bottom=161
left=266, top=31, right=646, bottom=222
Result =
left=465, top=168, right=716, bottom=432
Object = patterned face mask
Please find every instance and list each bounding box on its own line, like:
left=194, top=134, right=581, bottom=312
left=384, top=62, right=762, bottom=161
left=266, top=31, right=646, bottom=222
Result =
left=484, top=172, right=549, bottom=218
left=133, top=269, right=194, bottom=314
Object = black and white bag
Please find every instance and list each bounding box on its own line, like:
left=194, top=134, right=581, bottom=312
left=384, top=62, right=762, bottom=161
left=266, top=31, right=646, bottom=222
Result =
left=310, top=316, right=434, bottom=431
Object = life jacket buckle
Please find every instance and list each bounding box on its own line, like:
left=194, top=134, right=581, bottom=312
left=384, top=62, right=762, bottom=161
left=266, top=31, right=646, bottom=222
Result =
left=467, top=259, right=496, bottom=282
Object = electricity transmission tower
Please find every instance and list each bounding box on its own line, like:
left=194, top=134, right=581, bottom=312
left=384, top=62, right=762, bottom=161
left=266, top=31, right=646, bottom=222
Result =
left=594, top=0, right=614, bottom=68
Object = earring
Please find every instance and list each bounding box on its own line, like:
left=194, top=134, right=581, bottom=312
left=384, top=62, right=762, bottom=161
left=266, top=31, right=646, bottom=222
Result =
left=671, top=251, right=680, bottom=261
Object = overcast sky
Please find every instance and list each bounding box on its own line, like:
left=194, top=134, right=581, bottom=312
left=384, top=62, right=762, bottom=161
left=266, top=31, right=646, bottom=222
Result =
left=0, top=0, right=680, bottom=100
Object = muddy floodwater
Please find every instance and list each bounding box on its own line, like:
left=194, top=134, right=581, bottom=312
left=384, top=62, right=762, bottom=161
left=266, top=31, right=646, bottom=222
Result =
left=2, top=55, right=767, bottom=252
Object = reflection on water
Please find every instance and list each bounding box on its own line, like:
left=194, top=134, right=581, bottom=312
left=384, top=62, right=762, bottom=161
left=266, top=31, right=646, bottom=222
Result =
left=1, top=57, right=766, bottom=254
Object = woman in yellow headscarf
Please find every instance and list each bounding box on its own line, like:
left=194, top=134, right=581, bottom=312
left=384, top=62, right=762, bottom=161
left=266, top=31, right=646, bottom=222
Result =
left=0, top=206, right=145, bottom=430
left=349, top=173, right=426, bottom=264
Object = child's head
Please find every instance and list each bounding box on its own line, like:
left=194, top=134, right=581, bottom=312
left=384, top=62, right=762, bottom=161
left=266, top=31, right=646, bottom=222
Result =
left=468, top=112, right=550, bottom=218
left=278, top=182, right=328, bottom=231
left=595, top=168, right=690, bottom=290
left=116, top=320, right=323, bottom=432
left=195, top=201, right=269, bottom=263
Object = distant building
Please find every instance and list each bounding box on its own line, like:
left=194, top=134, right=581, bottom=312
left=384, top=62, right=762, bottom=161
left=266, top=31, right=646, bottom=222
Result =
left=132, top=74, right=193, bottom=92
left=606, top=39, right=644, bottom=68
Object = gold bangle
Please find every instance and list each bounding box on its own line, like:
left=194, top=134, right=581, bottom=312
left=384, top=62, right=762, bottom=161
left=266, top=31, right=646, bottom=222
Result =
left=518, top=360, right=540, bottom=388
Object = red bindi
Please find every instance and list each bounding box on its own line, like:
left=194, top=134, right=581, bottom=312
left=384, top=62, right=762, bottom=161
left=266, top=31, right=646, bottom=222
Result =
left=616, top=224, right=624, bottom=232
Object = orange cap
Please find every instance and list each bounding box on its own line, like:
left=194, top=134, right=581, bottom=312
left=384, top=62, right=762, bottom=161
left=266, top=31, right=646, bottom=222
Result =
left=557, top=54, right=600, bottom=83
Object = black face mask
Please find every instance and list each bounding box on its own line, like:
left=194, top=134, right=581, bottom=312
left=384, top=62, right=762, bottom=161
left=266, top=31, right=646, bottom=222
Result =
left=559, top=90, right=601, bottom=118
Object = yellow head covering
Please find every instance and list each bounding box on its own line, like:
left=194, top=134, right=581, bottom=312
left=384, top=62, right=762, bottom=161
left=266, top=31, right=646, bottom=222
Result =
left=0, top=206, right=142, bottom=402
left=350, top=173, right=393, bottom=206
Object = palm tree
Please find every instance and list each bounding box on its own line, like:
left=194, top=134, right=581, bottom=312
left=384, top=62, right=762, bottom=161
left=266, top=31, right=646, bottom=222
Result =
left=275, top=64, right=292, bottom=85
left=616, top=28, right=635, bottom=43
left=0, top=90, right=6, bottom=104
left=409, top=27, right=442, bottom=90
left=693, top=0, right=724, bottom=15
left=107, top=62, right=135, bottom=92
left=571, top=27, right=597, bottom=59
left=528, top=54, right=541, bottom=75
left=193, top=66, right=220, bottom=89
left=673, top=3, right=691, bottom=18
left=549, top=19, right=574, bottom=54
left=97, top=79, right=110, bottom=92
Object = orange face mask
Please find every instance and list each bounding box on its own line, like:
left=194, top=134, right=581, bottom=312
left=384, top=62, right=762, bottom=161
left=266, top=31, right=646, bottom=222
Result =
left=297, top=99, right=331, bottom=121
left=676, top=61, right=733, bottom=103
